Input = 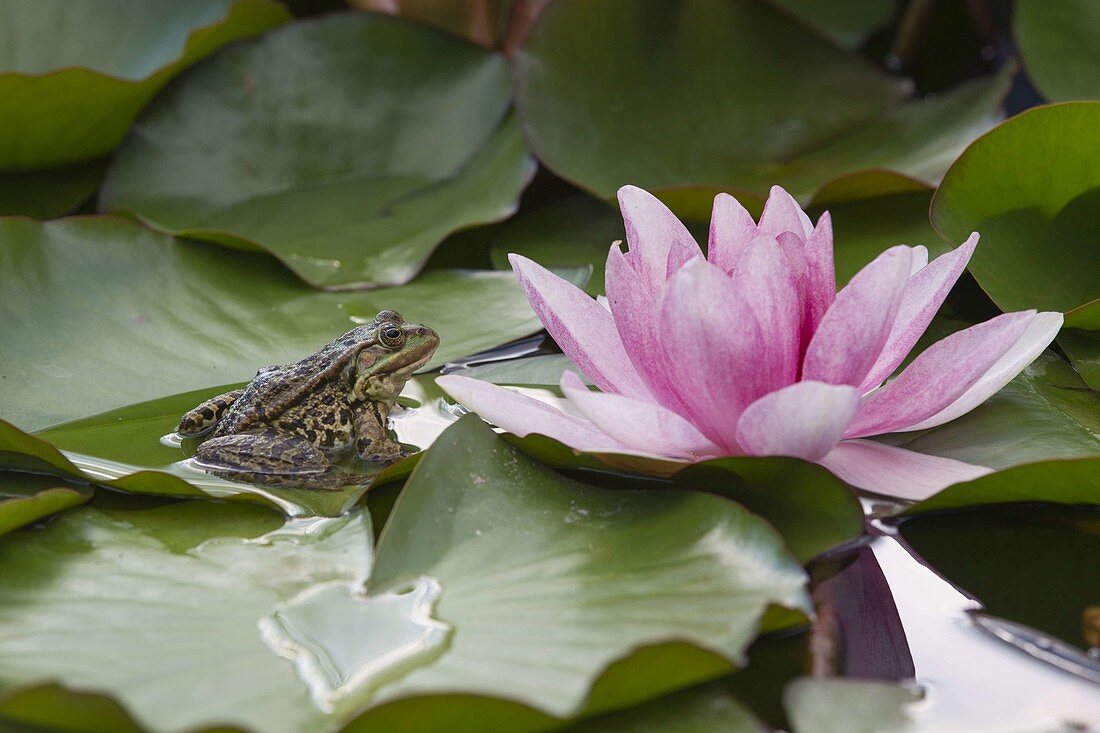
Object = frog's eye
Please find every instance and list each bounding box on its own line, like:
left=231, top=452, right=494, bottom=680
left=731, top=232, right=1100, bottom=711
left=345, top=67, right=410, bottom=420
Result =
left=380, top=325, right=405, bottom=350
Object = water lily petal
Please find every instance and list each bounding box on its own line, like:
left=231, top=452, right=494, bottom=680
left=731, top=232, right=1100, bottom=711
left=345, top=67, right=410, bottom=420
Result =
left=802, top=245, right=913, bottom=386
left=802, top=211, right=835, bottom=333
left=509, top=254, right=651, bottom=399
left=708, top=192, right=757, bottom=273
left=605, top=244, right=691, bottom=415
left=860, top=234, right=979, bottom=391
left=735, top=381, right=861, bottom=461
left=560, top=371, right=720, bottom=459
left=908, top=245, right=929, bottom=275
left=732, top=234, right=802, bottom=386
left=898, top=311, right=1064, bottom=432
left=659, top=258, right=767, bottom=451
left=819, top=440, right=992, bottom=500
left=757, top=185, right=813, bottom=241
left=845, top=311, right=1036, bottom=438
left=617, top=185, right=702, bottom=293
left=437, top=375, right=629, bottom=454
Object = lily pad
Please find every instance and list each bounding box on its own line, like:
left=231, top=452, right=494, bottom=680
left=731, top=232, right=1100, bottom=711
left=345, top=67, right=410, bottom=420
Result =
left=0, top=216, right=565, bottom=432
left=0, top=416, right=812, bottom=733
left=773, top=0, right=896, bottom=49
left=489, top=195, right=623, bottom=296
left=931, top=103, right=1100, bottom=324
left=0, top=162, right=104, bottom=219
left=901, top=456, right=1100, bottom=516
left=783, top=678, right=920, bottom=733
left=364, top=415, right=811, bottom=722
left=1059, top=329, right=1100, bottom=391
left=513, top=0, right=1009, bottom=206
left=0, top=0, right=291, bottom=171
left=881, top=352, right=1100, bottom=470
left=0, top=472, right=91, bottom=536
left=101, top=13, right=535, bottom=289
left=1015, top=0, right=1100, bottom=102
left=562, top=682, right=767, bottom=733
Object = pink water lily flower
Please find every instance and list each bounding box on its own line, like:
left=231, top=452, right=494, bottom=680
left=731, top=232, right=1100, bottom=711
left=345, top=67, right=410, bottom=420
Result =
left=438, top=186, right=1063, bottom=500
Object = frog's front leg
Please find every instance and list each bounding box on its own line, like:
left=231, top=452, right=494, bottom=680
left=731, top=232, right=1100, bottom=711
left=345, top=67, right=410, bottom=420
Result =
left=195, top=431, right=331, bottom=475
left=353, top=402, right=404, bottom=463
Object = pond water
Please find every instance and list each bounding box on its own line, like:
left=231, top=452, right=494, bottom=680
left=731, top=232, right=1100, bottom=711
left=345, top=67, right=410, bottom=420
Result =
left=872, top=537, right=1100, bottom=731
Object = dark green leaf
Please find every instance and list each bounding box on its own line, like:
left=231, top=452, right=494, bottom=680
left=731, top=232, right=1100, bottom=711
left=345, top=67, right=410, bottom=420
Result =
left=0, top=472, right=91, bottom=536
left=514, top=0, right=1008, bottom=208
left=102, top=13, right=534, bottom=289
left=1015, top=0, right=1100, bottom=102
left=931, top=103, right=1100, bottom=322
left=902, top=456, right=1100, bottom=515
left=489, top=194, right=621, bottom=296
left=0, top=0, right=290, bottom=170
left=773, top=0, right=896, bottom=48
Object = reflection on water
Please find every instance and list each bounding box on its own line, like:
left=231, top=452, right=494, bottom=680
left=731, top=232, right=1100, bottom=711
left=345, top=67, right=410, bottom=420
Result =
left=873, top=538, right=1100, bottom=731
left=259, top=576, right=451, bottom=714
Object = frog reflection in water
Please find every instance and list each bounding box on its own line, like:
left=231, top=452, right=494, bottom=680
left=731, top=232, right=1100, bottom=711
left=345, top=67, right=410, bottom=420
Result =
left=176, top=311, right=439, bottom=484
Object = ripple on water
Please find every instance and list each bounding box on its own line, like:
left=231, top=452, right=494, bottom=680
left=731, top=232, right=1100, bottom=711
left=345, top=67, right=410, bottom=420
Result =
left=258, top=576, right=451, bottom=713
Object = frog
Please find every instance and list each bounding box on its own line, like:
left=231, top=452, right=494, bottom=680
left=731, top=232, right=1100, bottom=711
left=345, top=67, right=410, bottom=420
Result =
left=176, top=310, right=438, bottom=479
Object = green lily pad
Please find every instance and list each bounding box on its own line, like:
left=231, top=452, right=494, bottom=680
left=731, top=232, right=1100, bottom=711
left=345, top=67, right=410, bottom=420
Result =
left=560, top=675, right=922, bottom=733
left=1015, top=0, right=1100, bottom=102
left=0, top=416, right=811, bottom=733
left=0, top=0, right=290, bottom=171
left=901, top=455, right=1100, bottom=516
left=489, top=195, right=622, bottom=296
left=773, top=0, right=896, bottom=48
left=363, top=415, right=810, bottom=722
left=0, top=472, right=91, bottom=536
left=899, top=503, right=1100, bottom=652
left=514, top=0, right=1009, bottom=206
left=881, top=351, right=1100, bottom=470
left=783, top=678, right=920, bottom=733
left=0, top=162, right=104, bottom=219
left=442, top=419, right=864, bottom=564
left=101, top=13, right=535, bottom=289
left=1059, top=329, right=1100, bottom=391
left=931, top=103, right=1100, bottom=323
left=0, top=216, right=564, bottom=432
left=562, top=681, right=767, bottom=733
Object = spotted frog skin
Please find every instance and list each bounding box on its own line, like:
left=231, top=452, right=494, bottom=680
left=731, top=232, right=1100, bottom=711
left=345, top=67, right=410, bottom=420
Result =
left=177, top=310, right=438, bottom=477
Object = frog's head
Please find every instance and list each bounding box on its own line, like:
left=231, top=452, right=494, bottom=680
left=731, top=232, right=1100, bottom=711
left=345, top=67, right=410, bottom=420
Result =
left=349, top=310, right=439, bottom=402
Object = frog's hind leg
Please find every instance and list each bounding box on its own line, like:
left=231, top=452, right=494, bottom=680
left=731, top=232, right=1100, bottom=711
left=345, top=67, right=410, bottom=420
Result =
left=194, top=432, right=331, bottom=475
left=177, top=389, right=246, bottom=437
